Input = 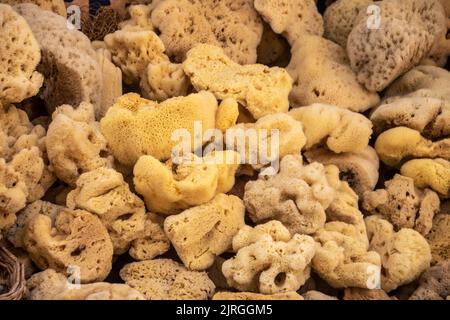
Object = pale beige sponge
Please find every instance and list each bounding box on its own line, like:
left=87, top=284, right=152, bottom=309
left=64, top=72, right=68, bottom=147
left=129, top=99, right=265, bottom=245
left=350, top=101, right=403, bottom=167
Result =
left=289, top=103, right=373, bottom=154
left=4, top=0, right=66, bottom=16
left=212, top=291, right=303, bottom=300
left=120, top=259, right=215, bottom=300
left=0, top=4, right=43, bottom=105
left=222, top=220, right=316, bottom=294
left=164, top=194, right=245, bottom=270
left=100, top=91, right=218, bottom=167
left=363, top=174, right=440, bottom=236
left=134, top=151, right=240, bottom=215
left=183, top=44, right=292, bottom=120
left=365, top=215, right=432, bottom=292
left=254, top=0, right=324, bottom=45
left=26, top=269, right=145, bottom=300
left=286, top=35, right=379, bottom=112
left=150, top=0, right=263, bottom=64
left=23, top=209, right=114, bottom=283
left=426, top=214, right=450, bottom=265
left=0, top=106, right=54, bottom=230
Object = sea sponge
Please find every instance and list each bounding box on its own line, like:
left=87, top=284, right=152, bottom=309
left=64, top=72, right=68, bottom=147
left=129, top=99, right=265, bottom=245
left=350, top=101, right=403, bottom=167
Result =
left=323, top=0, right=373, bottom=48
left=222, top=221, right=316, bottom=294
left=66, top=167, right=148, bottom=254
left=23, top=209, right=114, bottom=283
left=370, top=97, right=450, bottom=139
left=426, top=214, right=450, bottom=265
left=0, top=106, right=54, bottom=230
left=244, top=155, right=340, bottom=235
left=26, top=269, right=144, bottom=300
left=343, top=288, right=394, bottom=300
left=226, top=113, right=306, bottom=172
left=3, top=0, right=66, bottom=16
left=302, top=290, right=338, bottom=300
left=0, top=4, right=43, bottom=105
left=254, top=0, right=324, bottom=45
left=15, top=4, right=104, bottom=117
left=375, top=127, right=450, bottom=166
left=286, top=35, right=379, bottom=112
left=347, top=0, right=447, bottom=91
left=365, top=215, right=432, bottom=292
left=256, top=23, right=290, bottom=66
left=400, top=158, right=450, bottom=197
left=46, top=103, right=112, bottom=186
left=363, top=174, right=440, bottom=236
left=100, top=91, right=218, bottom=167
left=140, top=60, right=190, bottom=102
left=120, top=259, right=215, bottom=300
left=409, top=260, right=450, bottom=300
left=305, top=146, right=379, bottom=197
left=150, top=0, right=263, bottom=64
left=133, top=151, right=240, bottom=215
left=164, top=194, right=245, bottom=270
left=289, top=104, right=373, bottom=154
left=183, top=44, right=292, bottom=120
left=212, top=291, right=303, bottom=300
left=118, top=5, right=153, bottom=31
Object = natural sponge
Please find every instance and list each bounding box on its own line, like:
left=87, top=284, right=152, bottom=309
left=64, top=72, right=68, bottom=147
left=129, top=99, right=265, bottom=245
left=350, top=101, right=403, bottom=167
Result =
left=100, top=91, right=218, bottom=167
left=0, top=4, right=43, bottom=105
left=365, top=215, right=432, bottom=292
left=222, top=220, right=316, bottom=294
left=254, top=0, right=324, bottom=45
left=304, top=146, right=379, bottom=197
left=183, top=44, right=292, bottom=120
left=375, top=127, right=450, bottom=166
left=286, top=35, right=379, bottom=112
left=400, top=158, right=450, bottom=197
left=289, top=104, right=373, bottom=154
left=426, top=214, right=450, bottom=265
left=120, top=259, right=215, bottom=300
left=347, top=0, right=447, bottom=91
left=26, top=269, right=145, bottom=300
left=164, top=194, right=245, bottom=270
left=0, top=106, right=54, bottom=230
left=363, top=174, right=440, bottom=236
left=244, top=155, right=340, bottom=235
left=409, top=260, right=450, bottom=300
left=150, top=0, right=263, bottom=64
left=3, top=0, right=66, bottom=16
left=134, top=151, right=239, bottom=215
left=23, top=209, right=114, bottom=283
left=46, top=103, right=112, bottom=186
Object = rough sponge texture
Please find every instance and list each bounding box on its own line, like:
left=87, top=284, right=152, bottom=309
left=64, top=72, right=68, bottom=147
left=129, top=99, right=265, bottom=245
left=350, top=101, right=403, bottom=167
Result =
left=400, top=158, right=450, bottom=197
left=289, top=104, right=373, bottom=154
left=26, top=269, right=144, bottom=300
left=0, top=106, right=54, bottom=230
left=244, top=155, right=341, bottom=235
left=164, top=194, right=245, bottom=270
left=426, top=214, right=450, bottom=265
left=213, top=291, right=303, bottom=300
left=343, top=288, right=394, bottom=300
left=286, top=35, right=379, bottom=112
left=370, top=97, right=450, bottom=139
left=46, top=103, right=112, bottom=186
left=226, top=113, right=306, bottom=172
left=3, top=0, right=66, bottom=16
left=0, top=4, right=43, bottom=105
left=254, top=0, right=324, bottom=45
left=363, top=174, right=440, bottom=236
left=183, top=44, right=292, bottom=120
left=23, top=209, right=114, bottom=283
left=222, top=221, right=316, bottom=294
left=100, top=92, right=218, bottom=166
left=375, top=127, right=450, bottom=166
left=150, top=0, right=263, bottom=64
left=324, top=0, right=373, bottom=48
left=15, top=4, right=104, bottom=117
left=312, top=181, right=382, bottom=289
left=120, top=259, right=215, bottom=300
left=66, top=167, right=150, bottom=255
left=347, top=0, right=447, bottom=91
left=134, top=151, right=239, bottom=215
left=305, top=146, right=379, bottom=198
left=365, top=215, right=432, bottom=292
left=409, top=260, right=450, bottom=300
